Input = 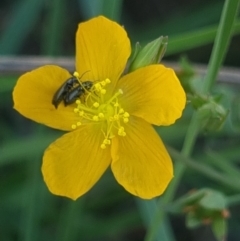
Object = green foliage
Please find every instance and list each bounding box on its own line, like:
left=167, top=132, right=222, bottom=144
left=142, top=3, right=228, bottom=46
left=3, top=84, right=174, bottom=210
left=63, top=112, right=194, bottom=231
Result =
left=171, top=188, right=228, bottom=240
left=1, top=0, right=240, bottom=241
left=0, top=0, right=44, bottom=55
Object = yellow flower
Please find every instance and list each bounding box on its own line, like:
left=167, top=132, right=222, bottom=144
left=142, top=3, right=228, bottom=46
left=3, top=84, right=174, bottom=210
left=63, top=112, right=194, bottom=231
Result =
left=13, top=16, right=186, bottom=200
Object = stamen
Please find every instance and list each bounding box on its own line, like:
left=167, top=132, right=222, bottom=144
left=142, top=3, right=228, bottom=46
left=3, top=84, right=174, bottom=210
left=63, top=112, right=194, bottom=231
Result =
left=101, top=80, right=106, bottom=86
left=103, top=139, right=111, bottom=145
left=119, top=108, right=124, bottom=113
left=93, top=116, right=99, bottom=121
left=79, top=111, right=84, bottom=116
left=101, top=89, right=106, bottom=95
left=101, top=144, right=106, bottom=149
left=95, top=83, right=101, bottom=92
left=73, top=72, right=79, bottom=77
left=98, top=113, right=104, bottom=119
left=105, top=78, right=111, bottom=84
left=93, top=102, right=99, bottom=108
left=70, top=77, right=129, bottom=149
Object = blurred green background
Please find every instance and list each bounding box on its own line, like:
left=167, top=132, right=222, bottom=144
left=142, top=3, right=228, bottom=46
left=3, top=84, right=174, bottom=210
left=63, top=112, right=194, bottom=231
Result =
left=0, top=0, right=240, bottom=241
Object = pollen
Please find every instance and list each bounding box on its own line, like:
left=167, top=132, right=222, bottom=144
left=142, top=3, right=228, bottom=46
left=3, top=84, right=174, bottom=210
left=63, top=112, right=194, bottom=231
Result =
left=71, top=78, right=130, bottom=149
left=93, top=102, right=99, bottom=108
left=98, top=113, right=104, bottom=118
left=93, top=115, right=99, bottom=121
left=101, top=89, right=106, bottom=95
left=73, top=71, right=79, bottom=77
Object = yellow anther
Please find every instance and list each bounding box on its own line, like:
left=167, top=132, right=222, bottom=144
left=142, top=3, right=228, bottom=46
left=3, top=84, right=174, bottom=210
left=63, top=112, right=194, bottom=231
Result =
left=79, top=111, right=84, bottom=116
left=118, top=130, right=123, bottom=136
left=73, top=72, right=79, bottom=77
left=93, top=115, right=99, bottom=121
left=119, top=108, right=124, bottom=113
left=103, top=139, right=109, bottom=144
left=93, top=102, right=99, bottom=108
left=114, top=115, right=119, bottom=120
left=119, top=126, right=124, bottom=131
left=118, top=89, right=123, bottom=94
left=101, top=80, right=106, bottom=86
left=101, top=89, right=106, bottom=94
left=71, top=78, right=129, bottom=149
left=98, top=113, right=104, bottom=118
left=118, top=126, right=126, bottom=136
left=95, top=83, right=101, bottom=91
left=101, top=144, right=106, bottom=149
left=118, top=127, right=125, bottom=135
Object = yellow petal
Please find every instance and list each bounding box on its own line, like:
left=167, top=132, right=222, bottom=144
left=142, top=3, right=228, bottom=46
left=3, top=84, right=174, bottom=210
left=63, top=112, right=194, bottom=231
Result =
left=75, top=16, right=131, bottom=90
left=111, top=117, right=173, bottom=199
left=117, top=65, right=186, bottom=126
left=13, top=65, right=80, bottom=131
left=42, top=124, right=111, bottom=200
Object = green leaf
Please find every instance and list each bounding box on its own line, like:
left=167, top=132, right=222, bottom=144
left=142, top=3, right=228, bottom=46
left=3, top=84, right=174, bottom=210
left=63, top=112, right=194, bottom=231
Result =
left=170, top=189, right=206, bottom=214
left=0, top=132, right=60, bottom=165
left=0, top=76, right=17, bottom=93
left=211, top=217, right=227, bottom=241
left=101, top=0, right=123, bottom=21
left=0, top=0, right=44, bottom=55
left=167, top=20, right=240, bottom=55
left=202, top=0, right=240, bottom=92
left=199, top=190, right=226, bottom=210
left=78, top=0, right=123, bottom=21
left=186, top=212, right=202, bottom=229
left=41, top=0, right=67, bottom=56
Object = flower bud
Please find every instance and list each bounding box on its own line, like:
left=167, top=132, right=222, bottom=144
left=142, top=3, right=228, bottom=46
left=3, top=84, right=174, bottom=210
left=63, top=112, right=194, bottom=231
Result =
left=170, top=188, right=228, bottom=239
left=197, top=101, right=228, bottom=132
left=129, top=36, right=168, bottom=72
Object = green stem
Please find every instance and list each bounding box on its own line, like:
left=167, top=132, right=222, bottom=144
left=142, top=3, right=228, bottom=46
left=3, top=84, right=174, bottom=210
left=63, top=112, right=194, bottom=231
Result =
left=144, top=0, right=240, bottom=240
left=21, top=155, right=42, bottom=241
left=42, top=0, right=66, bottom=56
left=168, top=147, right=240, bottom=192
left=203, top=0, right=240, bottom=93
left=136, top=199, right=175, bottom=241
left=165, top=0, right=240, bottom=207
left=57, top=199, right=85, bottom=241
left=21, top=127, right=47, bottom=241
left=227, top=194, right=240, bottom=206
left=205, top=150, right=240, bottom=178
left=102, top=0, right=123, bottom=21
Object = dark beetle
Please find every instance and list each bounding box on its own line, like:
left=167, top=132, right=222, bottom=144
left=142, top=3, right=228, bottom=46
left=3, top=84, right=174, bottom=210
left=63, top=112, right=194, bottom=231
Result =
left=52, top=76, right=93, bottom=108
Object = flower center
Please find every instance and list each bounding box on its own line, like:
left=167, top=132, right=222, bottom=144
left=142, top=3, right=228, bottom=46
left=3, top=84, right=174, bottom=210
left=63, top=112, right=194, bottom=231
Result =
left=71, top=72, right=130, bottom=149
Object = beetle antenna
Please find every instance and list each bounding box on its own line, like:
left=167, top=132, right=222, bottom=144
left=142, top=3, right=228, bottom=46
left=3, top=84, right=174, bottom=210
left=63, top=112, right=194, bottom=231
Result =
left=74, top=70, right=91, bottom=90
left=78, top=70, right=91, bottom=79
